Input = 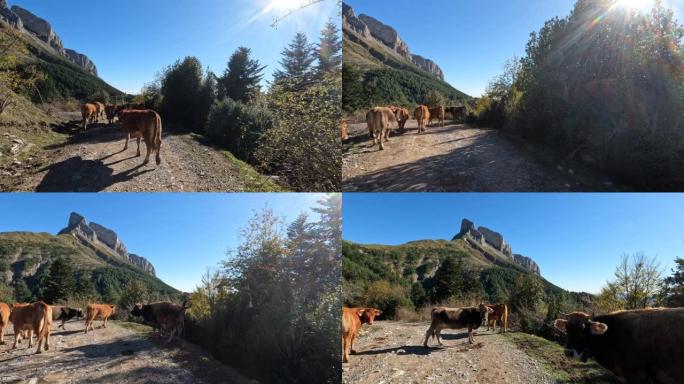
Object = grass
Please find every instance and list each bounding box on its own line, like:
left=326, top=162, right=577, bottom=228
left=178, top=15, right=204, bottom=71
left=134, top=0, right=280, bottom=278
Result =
left=115, top=320, right=154, bottom=334
left=507, top=332, right=621, bottom=383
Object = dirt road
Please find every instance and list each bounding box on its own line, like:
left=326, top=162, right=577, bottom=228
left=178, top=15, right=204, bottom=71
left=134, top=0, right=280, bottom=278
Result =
left=343, top=321, right=552, bottom=384
left=4, top=113, right=280, bottom=192
left=0, top=320, right=255, bottom=384
left=343, top=121, right=617, bottom=192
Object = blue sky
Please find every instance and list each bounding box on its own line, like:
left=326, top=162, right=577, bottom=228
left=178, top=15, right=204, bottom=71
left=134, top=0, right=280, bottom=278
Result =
left=345, top=0, right=684, bottom=96
left=8, top=0, right=339, bottom=94
left=0, top=193, right=328, bottom=292
left=343, top=193, right=683, bottom=294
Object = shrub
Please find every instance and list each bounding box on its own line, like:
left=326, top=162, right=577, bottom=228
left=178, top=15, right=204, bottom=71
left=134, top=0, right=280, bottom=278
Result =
left=204, top=98, right=274, bottom=162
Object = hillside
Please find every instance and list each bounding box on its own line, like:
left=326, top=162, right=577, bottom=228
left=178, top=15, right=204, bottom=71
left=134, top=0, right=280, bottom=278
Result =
left=343, top=218, right=592, bottom=320
left=0, top=212, right=179, bottom=303
left=342, top=2, right=470, bottom=111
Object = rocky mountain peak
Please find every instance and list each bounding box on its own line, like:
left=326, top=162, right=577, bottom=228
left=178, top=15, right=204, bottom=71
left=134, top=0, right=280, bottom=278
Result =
left=0, top=4, right=98, bottom=76
left=342, top=2, right=445, bottom=81
left=454, top=218, right=540, bottom=275
left=59, top=212, right=156, bottom=276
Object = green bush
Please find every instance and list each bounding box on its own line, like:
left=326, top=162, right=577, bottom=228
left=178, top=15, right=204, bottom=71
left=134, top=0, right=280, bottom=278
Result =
left=204, top=98, right=274, bottom=162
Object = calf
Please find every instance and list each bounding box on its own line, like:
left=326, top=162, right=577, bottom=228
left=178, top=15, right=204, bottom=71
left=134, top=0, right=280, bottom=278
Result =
left=484, top=303, right=508, bottom=333
left=0, top=302, right=9, bottom=345
left=115, top=109, right=163, bottom=165
left=81, top=103, right=98, bottom=130
left=131, top=300, right=190, bottom=343
left=424, top=304, right=493, bottom=346
left=342, top=307, right=382, bottom=363
left=414, top=105, right=430, bottom=134
left=9, top=302, right=52, bottom=353
left=366, top=107, right=397, bottom=150
left=51, top=306, right=84, bottom=330
left=84, top=304, right=116, bottom=333
left=554, top=308, right=684, bottom=384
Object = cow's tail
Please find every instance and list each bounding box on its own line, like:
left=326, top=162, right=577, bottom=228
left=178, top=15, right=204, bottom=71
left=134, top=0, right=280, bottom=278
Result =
left=154, top=113, right=162, bottom=165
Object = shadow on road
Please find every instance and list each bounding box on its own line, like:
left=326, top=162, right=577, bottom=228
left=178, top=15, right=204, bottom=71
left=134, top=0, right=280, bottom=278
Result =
left=355, top=345, right=432, bottom=356
left=35, top=156, right=153, bottom=192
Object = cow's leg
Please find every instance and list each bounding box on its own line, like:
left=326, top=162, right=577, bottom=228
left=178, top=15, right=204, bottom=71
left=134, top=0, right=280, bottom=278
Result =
left=468, top=326, right=474, bottom=344
left=435, top=327, right=444, bottom=346
left=349, top=331, right=358, bottom=354
left=423, top=324, right=436, bottom=347
left=27, top=330, right=33, bottom=348
left=103, top=317, right=108, bottom=328
left=136, top=135, right=142, bottom=157
left=0, top=324, right=5, bottom=344
left=377, top=129, right=384, bottom=150
left=143, top=140, right=152, bottom=164
left=124, top=131, right=130, bottom=151
left=493, top=320, right=498, bottom=333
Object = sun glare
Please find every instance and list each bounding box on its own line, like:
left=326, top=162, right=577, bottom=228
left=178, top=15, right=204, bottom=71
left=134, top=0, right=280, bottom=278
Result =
left=615, top=0, right=652, bottom=10
left=270, top=0, right=308, bottom=10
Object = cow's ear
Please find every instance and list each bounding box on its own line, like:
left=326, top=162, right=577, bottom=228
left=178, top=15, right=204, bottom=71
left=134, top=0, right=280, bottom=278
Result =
left=356, top=308, right=366, bottom=317
left=553, top=319, right=568, bottom=332
left=375, top=309, right=382, bottom=316
left=589, top=321, right=608, bottom=335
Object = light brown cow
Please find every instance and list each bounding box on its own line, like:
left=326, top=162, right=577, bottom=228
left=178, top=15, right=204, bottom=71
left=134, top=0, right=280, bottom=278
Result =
left=395, top=108, right=410, bottom=131
left=84, top=304, right=116, bottom=333
left=414, top=105, right=430, bottom=134
left=429, top=106, right=445, bottom=127
left=0, top=302, right=10, bottom=345
left=341, top=119, right=349, bottom=141
left=105, top=104, right=118, bottom=125
left=342, top=307, right=382, bottom=363
left=81, top=103, right=98, bottom=131
left=94, top=102, right=105, bottom=122
left=366, top=107, right=398, bottom=150
left=484, top=303, right=509, bottom=333
left=9, top=302, right=52, bottom=353
left=116, top=109, right=163, bottom=165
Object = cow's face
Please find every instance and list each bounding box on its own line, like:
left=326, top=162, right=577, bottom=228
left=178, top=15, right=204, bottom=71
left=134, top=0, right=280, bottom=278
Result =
left=360, top=308, right=382, bottom=325
left=554, top=312, right=608, bottom=361
left=478, top=304, right=494, bottom=325
left=110, top=305, right=116, bottom=315
left=131, top=303, right=144, bottom=317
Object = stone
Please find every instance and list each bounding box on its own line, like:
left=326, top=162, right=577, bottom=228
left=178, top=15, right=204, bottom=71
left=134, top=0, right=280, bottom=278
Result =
left=513, top=254, right=540, bottom=275
left=358, top=14, right=411, bottom=58
left=0, top=0, right=22, bottom=30
left=412, top=54, right=445, bottom=80
left=478, top=226, right=512, bottom=256
left=11, top=6, right=65, bottom=55
left=65, top=49, right=98, bottom=76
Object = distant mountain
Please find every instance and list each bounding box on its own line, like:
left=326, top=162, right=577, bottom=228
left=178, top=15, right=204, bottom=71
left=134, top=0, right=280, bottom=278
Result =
left=0, top=1, right=123, bottom=101
left=342, top=1, right=470, bottom=108
left=0, top=212, right=177, bottom=302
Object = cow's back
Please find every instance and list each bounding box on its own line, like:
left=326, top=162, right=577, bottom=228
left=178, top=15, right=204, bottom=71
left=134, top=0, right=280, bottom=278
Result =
left=0, top=302, right=9, bottom=324
left=342, top=307, right=361, bottom=336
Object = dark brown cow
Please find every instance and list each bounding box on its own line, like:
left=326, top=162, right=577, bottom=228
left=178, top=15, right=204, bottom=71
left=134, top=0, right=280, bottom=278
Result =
left=115, top=109, right=163, bottom=165
left=51, top=306, right=84, bottom=330
left=554, top=309, right=684, bottom=384
left=131, top=300, right=191, bottom=343
left=105, top=104, right=118, bottom=125
left=428, top=106, right=445, bottom=127
left=484, top=303, right=508, bottom=333
left=414, top=105, right=430, bottom=134
left=9, top=302, right=52, bottom=353
left=81, top=103, right=98, bottom=130
left=446, top=106, right=467, bottom=122
left=84, top=304, right=116, bottom=333
left=0, top=302, right=9, bottom=345
left=424, top=304, right=494, bottom=346
left=342, top=307, right=382, bottom=363
left=366, top=107, right=398, bottom=150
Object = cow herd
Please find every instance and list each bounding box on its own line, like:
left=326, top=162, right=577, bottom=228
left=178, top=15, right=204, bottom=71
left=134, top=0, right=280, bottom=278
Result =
left=79, top=102, right=164, bottom=166
left=0, top=299, right=190, bottom=355
left=342, top=104, right=468, bottom=151
left=342, top=303, right=683, bottom=384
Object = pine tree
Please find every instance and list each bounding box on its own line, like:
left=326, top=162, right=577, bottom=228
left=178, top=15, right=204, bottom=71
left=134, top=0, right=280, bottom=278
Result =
left=13, top=279, right=32, bottom=302
left=43, top=257, right=76, bottom=304
left=273, top=32, right=316, bottom=86
left=219, top=47, right=266, bottom=103
left=429, top=256, right=464, bottom=303
left=663, top=257, right=684, bottom=307
left=74, top=272, right=99, bottom=301
left=316, top=20, right=341, bottom=74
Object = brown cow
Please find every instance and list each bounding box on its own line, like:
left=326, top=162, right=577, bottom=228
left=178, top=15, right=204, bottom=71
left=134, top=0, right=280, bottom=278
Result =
left=81, top=103, right=98, bottom=130
left=366, top=107, right=397, bottom=150
left=105, top=104, right=118, bottom=125
left=424, top=304, right=494, bottom=346
left=94, top=102, right=105, bottom=122
left=429, top=106, right=445, bottom=127
left=84, top=304, right=116, bottom=333
left=0, top=302, right=9, bottom=345
left=414, top=105, right=430, bottom=134
left=131, top=300, right=191, bottom=343
left=395, top=108, right=410, bottom=131
left=9, top=302, right=52, bottom=353
left=342, top=307, right=382, bottom=363
left=484, top=303, right=508, bottom=333
left=341, top=119, right=349, bottom=141
left=115, top=109, right=163, bottom=165
left=51, top=306, right=84, bottom=330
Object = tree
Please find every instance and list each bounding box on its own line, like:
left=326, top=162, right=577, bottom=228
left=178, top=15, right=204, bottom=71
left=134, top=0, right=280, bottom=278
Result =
left=42, top=257, right=76, bottom=304
left=120, top=280, right=150, bottom=310
left=74, top=272, right=99, bottom=301
left=342, top=64, right=366, bottom=113
left=410, top=282, right=427, bottom=307
left=160, top=56, right=205, bottom=131
left=273, top=32, right=316, bottom=86
left=510, top=273, right=543, bottom=312
left=429, top=256, right=464, bottom=303
left=316, top=20, right=341, bottom=74
left=424, top=89, right=446, bottom=108
left=13, top=279, right=32, bottom=302
left=662, top=257, right=684, bottom=307
left=598, top=253, right=663, bottom=310
left=219, top=47, right=266, bottom=102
